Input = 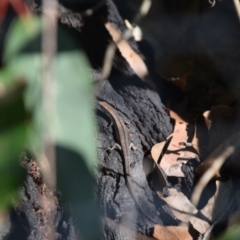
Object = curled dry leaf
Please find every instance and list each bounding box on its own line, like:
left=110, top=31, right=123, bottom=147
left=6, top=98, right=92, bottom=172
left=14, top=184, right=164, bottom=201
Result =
left=200, top=180, right=232, bottom=222
left=159, top=110, right=189, bottom=173
left=151, top=141, right=166, bottom=163
left=151, top=110, right=204, bottom=179
left=165, top=162, right=185, bottom=177
left=153, top=225, right=193, bottom=240
left=150, top=109, right=209, bottom=185
left=191, top=116, right=209, bottom=158
left=203, top=110, right=211, bottom=130
left=160, top=188, right=210, bottom=234
left=192, top=147, right=234, bottom=208
left=105, top=22, right=148, bottom=81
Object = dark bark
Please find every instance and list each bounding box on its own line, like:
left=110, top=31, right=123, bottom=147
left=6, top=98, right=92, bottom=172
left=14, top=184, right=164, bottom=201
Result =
left=1, top=0, right=175, bottom=239
left=96, top=73, right=174, bottom=237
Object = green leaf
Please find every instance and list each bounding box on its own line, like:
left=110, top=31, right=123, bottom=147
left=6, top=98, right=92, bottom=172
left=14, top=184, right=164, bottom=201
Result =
left=5, top=19, right=100, bottom=239
left=53, top=51, right=97, bottom=172
left=4, top=17, right=41, bottom=63
left=0, top=123, right=26, bottom=208
left=7, top=27, right=98, bottom=173
left=0, top=67, right=14, bottom=89
left=8, top=53, right=97, bottom=173
left=0, top=79, right=27, bottom=209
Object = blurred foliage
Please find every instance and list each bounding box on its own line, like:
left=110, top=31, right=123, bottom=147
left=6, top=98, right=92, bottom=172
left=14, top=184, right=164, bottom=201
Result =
left=0, top=81, right=26, bottom=208
left=0, top=14, right=99, bottom=239
left=218, top=226, right=240, bottom=240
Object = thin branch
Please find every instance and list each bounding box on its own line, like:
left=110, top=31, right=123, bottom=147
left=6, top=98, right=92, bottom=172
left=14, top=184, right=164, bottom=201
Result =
left=42, top=0, right=57, bottom=190
left=99, top=0, right=152, bottom=82
left=209, top=0, right=216, bottom=7
left=202, top=196, right=235, bottom=240
left=82, top=0, right=105, bottom=17
left=41, top=0, right=58, bottom=239
left=191, top=147, right=234, bottom=207
left=233, top=0, right=240, bottom=22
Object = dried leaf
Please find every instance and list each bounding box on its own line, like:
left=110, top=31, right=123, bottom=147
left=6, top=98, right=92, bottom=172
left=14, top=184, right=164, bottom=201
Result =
left=160, top=127, right=188, bottom=172
left=203, top=110, right=212, bottom=130
left=151, top=141, right=166, bottom=163
left=161, top=188, right=210, bottom=234
left=200, top=180, right=232, bottom=222
left=165, top=162, right=185, bottom=177
left=105, top=22, right=148, bottom=80
left=191, top=117, right=209, bottom=158
left=152, top=110, right=204, bottom=180
left=153, top=225, right=193, bottom=240
left=160, top=110, right=191, bottom=173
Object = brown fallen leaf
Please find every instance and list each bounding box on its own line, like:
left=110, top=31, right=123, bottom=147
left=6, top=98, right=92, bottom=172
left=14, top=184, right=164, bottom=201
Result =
left=200, top=180, right=232, bottom=222
left=165, top=162, right=186, bottom=177
left=159, top=110, right=202, bottom=175
left=191, top=116, right=209, bottom=159
left=151, top=141, right=166, bottom=163
left=203, top=110, right=212, bottom=130
left=160, top=188, right=210, bottom=234
left=159, top=110, right=189, bottom=172
left=151, top=110, right=206, bottom=180
left=105, top=22, right=148, bottom=80
left=153, top=225, right=193, bottom=240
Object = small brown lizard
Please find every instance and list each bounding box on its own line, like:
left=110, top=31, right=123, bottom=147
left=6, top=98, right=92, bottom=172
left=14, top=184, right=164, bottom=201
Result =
left=99, top=101, right=179, bottom=240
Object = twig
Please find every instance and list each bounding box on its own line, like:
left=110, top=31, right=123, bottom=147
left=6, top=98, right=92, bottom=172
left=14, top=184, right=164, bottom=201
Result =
left=191, top=147, right=234, bottom=207
left=82, top=0, right=105, bottom=17
left=41, top=0, right=58, bottom=239
left=42, top=0, right=57, bottom=191
left=233, top=0, right=240, bottom=22
left=209, top=0, right=216, bottom=7
left=99, top=0, right=152, bottom=82
left=202, top=196, right=235, bottom=240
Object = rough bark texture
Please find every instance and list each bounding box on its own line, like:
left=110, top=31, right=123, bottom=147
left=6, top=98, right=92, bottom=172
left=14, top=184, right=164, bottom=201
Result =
left=96, top=76, right=173, bottom=236
left=1, top=1, right=175, bottom=239
left=3, top=153, right=79, bottom=240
